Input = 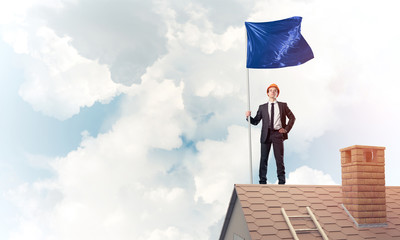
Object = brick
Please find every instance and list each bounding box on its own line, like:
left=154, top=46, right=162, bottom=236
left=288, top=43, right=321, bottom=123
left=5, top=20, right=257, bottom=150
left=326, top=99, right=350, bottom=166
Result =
left=355, top=172, right=373, bottom=179
left=343, top=178, right=385, bottom=185
left=355, top=217, right=366, bottom=224
left=376, top=156, right=385, bottom=163
left=374, top=186, right=386, bottom=192
left=355, top=165, right=374, bottom=172
left=345, top=179, right=362, bottom=185
left=359, top=192, right=386, bottom=198
left=351, top=149, right=364, bottom=155
left=371, top=211, right=387, bottom=218
left=369, top=205, right=386, bottom=211
left=372, top=173, right=385, bottom=179
left=346, top=204, right=386, bottom=211
left=366, top=166, right=384, bottom=173
left=342, top=198, right=353, bottom=205
left=342, top=177, right=386, bottom=186
left=352, top=211, right=386, bottom=218
left=364, top=217, right=387, bottom=224
left=348, top=165, right=356, bottom=172
left=352, top=154, right=365, bottom=162
left=352, top=163, right=385, bottom=170
left=355, top=198, right=386, bottom=205
left=341, top=166, right=352, bottom=173
left=364, top=179, right=385, bottom=185
left=348, top=185, right=385, bottom=192
left=351, top=198, right=364, bottom=205
left=343, top=192, right=358, bottom=198
left=376, top=150, right=385, bottom=157
left=342, top=186, right=352, bottom=192
left=341, top=151, right=351, bottom=157
left=342, top=173, right=353, bottom=179
left=343, top=198, right=380, bottom=206
left=341, top=158, right=351, bottom=164
left=349, top=185, right=365, bottom=192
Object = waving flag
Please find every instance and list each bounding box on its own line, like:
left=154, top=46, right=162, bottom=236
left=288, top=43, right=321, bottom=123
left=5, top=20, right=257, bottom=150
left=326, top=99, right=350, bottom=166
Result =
left=245, top=16, right=314, bottom=69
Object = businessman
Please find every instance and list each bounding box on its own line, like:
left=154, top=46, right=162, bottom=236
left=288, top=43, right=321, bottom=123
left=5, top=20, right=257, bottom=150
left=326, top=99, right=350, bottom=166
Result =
left=246, top=83, right=295, bottom=184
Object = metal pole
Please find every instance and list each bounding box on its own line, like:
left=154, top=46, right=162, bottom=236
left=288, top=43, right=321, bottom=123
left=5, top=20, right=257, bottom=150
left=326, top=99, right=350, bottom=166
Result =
left=245, top=26, right=253, bottom=184
left=246, top=68, right=253, bottom=184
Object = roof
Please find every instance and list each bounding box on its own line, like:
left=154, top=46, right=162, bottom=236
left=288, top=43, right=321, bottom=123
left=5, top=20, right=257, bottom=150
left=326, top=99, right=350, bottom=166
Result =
left=221, top=184, right=400, bottom=240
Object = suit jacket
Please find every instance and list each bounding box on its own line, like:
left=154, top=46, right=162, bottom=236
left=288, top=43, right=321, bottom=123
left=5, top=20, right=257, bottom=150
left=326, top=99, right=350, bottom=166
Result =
left=249, top=101, right=295, bottom=143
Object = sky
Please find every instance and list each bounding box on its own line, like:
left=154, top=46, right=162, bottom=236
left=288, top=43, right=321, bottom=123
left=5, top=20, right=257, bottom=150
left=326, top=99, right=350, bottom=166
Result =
left=1, top=0, right=400, bottom=239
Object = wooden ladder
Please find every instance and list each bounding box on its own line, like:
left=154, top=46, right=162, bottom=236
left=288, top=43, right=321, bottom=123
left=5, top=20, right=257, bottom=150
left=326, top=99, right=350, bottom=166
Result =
left=281, top=207, right=329, bottom=240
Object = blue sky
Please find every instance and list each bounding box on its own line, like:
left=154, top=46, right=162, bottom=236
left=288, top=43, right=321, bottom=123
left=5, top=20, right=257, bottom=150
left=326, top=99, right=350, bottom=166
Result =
left=1, top=0, right=400, bottom=239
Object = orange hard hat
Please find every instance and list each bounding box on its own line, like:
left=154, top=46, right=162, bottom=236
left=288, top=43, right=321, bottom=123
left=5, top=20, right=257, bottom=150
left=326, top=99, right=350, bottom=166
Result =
left=267, top=83, right=280, bottom=97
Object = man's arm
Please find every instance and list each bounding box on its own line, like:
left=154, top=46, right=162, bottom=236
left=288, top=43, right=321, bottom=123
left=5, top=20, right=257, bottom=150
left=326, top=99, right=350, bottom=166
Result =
left=284, top=104, right=296, bottom=133
left=246, top=106, right=262, bottom=125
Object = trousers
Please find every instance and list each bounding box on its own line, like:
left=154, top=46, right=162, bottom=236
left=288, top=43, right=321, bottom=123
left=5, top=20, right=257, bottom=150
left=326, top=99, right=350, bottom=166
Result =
left=259, top=130, right=285, bottom=184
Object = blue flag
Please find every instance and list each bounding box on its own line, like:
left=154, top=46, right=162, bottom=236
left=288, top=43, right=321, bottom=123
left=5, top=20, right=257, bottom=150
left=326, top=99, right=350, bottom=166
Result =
left=245, top=16, right=314, bottom=69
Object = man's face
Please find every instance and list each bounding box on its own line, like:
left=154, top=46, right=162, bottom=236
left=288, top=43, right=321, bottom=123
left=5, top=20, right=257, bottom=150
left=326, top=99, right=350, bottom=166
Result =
left=267, top=87, right=279, bottom=99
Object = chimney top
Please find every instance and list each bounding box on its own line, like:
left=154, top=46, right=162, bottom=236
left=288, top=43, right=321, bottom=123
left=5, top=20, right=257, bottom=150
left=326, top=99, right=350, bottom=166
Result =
left=340, top=145, right=385, bottom=151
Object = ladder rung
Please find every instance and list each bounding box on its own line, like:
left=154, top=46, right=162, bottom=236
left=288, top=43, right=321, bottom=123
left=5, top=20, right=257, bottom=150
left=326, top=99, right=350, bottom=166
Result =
left=289, top=215, right=311, bottom=218
left=295, top=228, right=318, bottom=232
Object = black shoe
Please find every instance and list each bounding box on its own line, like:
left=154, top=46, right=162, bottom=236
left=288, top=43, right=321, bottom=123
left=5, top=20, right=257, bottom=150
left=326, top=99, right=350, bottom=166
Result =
left=278, top=182, right=285, bottom=185
left=259, top=181, right=266, bottom=184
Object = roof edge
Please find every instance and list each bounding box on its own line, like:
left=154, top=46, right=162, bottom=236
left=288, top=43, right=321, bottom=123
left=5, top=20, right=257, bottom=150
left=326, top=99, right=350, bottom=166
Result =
left=219, top=186, right=238, bottom=240
left=234, top=184, right=341, bottom=187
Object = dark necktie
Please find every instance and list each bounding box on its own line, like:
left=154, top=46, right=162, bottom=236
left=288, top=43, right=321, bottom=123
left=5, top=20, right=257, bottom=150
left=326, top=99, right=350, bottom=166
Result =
left=270, top=103, right=274, bottom=130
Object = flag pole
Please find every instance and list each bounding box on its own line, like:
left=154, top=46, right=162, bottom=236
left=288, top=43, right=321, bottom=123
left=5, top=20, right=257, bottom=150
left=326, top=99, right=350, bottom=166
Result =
left=246, top=68, right=253, bottom=184
left=245, top=26, right=253, bottom=184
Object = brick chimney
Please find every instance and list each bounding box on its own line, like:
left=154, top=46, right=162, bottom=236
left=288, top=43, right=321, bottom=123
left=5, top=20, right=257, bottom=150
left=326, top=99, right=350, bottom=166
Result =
left=340, top=145, right=386, bottom=226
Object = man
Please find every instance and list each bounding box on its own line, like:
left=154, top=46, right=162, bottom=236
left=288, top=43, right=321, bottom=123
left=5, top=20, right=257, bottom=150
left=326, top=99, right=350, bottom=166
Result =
left=246, top=83, right=295, bottom=184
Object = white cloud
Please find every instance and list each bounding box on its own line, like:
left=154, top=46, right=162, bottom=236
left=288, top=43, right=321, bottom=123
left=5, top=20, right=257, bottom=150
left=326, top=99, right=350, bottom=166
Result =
left=190, top=124, right=265, bottom=229
left=193, top=125, right=250, bottom=203
left=0, top=0, right=62, bottom=25
left=139, top=227, right=194, bottom=240
left=16, top=26, right=125, bottom=120
left=2, top=29, right=29, bottom=54
left=6, top=78, right=209, bottom=239
left=1, top=1, right=128, bottom=120
left=286, top=166, right=337, bottom=185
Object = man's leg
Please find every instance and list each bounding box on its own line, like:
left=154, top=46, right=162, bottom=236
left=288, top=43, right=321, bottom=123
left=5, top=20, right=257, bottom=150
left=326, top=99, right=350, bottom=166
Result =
left=259, top=142, right=271, bottom=184
left=272, top=132, right=285, bottom=184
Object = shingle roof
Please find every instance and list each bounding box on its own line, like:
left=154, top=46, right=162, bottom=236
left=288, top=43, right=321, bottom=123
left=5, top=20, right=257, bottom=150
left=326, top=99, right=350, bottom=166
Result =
left=233, top=184, right=400, bottom=240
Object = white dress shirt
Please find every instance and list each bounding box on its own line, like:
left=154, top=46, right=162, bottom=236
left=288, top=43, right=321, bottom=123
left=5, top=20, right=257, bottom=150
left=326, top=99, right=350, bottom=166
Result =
left=268, top=101, right=282, bottom=130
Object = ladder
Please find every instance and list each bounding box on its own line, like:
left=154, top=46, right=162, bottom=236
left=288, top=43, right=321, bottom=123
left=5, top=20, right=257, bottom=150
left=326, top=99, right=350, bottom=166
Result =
left=281, top=207, right=329, bottom=240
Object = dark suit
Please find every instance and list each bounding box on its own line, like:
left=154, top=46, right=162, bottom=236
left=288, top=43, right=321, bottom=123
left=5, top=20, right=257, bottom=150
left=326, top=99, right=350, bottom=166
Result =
left=248, top=101, right=295, bottom=184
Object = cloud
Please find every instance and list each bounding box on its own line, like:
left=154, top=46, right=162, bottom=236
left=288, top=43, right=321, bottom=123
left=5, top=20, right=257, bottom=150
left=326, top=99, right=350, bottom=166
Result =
left=2, top=21, right=125, bottom=120
left=2, top=0, right=163, bottom=120
left=40, top=0, right=169, bottom=85
left=286, top=166, right=337, bottom=185
left=192, top=125, right=251, bottom=202
left=139, top=227, right=193, bottom=240
left=17, top=26, right=125, bottom=120
left=0, top=0, right=62, bottom=25
left=6, top=78, right=211, bottom=239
